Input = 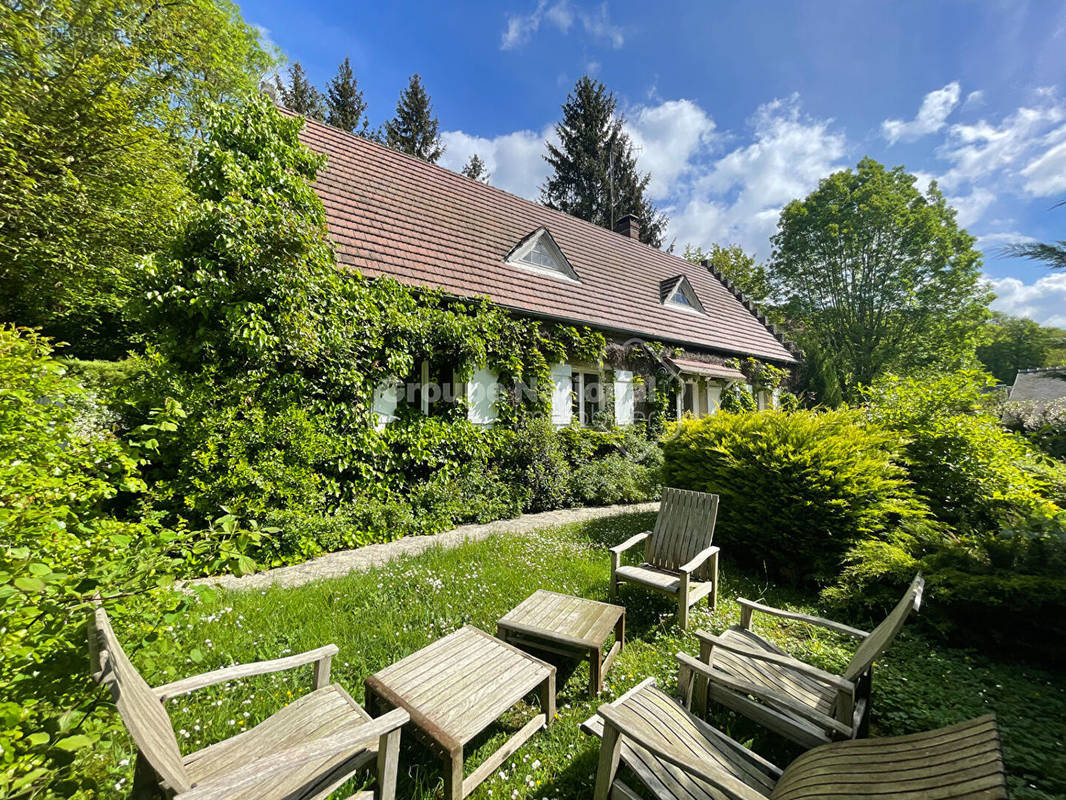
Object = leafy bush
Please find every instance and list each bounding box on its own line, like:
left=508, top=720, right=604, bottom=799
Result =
left=571, top=456, right=660, bottom=505
left=0, top=327, right=190, bottom=798
left=827, top=512, right=1066, bottom=661
left=864, top=372, right=1060, bottom=532
left=499, top=417, right=573, bottom=512
left=662, top=409, right=932, bottom=583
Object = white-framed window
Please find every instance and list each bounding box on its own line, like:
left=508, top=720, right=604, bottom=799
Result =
left=661, top=275, right=707, bottom=315
left=681, top=380, right=699, bottom=416
left=571, top=369, right=603, bottom=426
left=402, top=359, right=461, bottom=417
left=504, top=227, right=579, bottom=282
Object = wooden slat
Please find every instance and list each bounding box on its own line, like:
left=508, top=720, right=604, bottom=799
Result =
left=842, top=574, right=925, bottom=682
left=461, top=714, right=546, bottom=796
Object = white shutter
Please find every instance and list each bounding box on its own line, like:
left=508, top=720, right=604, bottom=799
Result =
left=467, top=367, right=498, bottom=426
left=706, top=384, right=722, bottom=414
left=614, top=369, right=634, bottom=425
left=550, top=363, right=573, bottom=426
left=373, top=379, right=400, bottom=429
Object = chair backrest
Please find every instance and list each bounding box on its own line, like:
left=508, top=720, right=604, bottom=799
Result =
left=842, top=574, right=924, bottom=682
left=645, top=487, right=719, bottom=578
left=90, top=606, right=191, bottom=793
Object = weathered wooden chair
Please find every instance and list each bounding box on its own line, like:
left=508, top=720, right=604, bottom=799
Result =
left=685, top=574, right=924, bottom=749
left=583, top=677, right=1007, bottom=800
left=89, top=605, right=408, bottom=800
left=610, top=487, right=720, bottom=628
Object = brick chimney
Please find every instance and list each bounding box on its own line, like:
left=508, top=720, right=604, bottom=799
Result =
left=613, top=214, right=641, bottom=240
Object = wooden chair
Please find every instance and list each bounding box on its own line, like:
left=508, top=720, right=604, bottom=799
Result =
left=610, top=487, right=720, bottom=628
left=685, top=574, right=924, bottom=750
left=583, top=677, right=1007, bottom=800
left=89, top=605, right=408, bottom=800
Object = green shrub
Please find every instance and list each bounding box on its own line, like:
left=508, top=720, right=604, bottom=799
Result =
left=571, top=456, right=660, bottom=505
left=499, top=417, right=573, bottom=512
left=827, top=512, right=1066, bottom=662
left=662, top=409, right=932, bottom=583
left=0, top=327, right=190, bottom=798
left=864, top=372, right=1060, bottom=532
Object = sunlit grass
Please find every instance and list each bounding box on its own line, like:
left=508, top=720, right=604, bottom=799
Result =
left=95, top=512, right=1066, bottom=800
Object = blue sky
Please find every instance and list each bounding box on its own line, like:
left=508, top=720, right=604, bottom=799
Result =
left=246, top=0, right=1066, bottom=326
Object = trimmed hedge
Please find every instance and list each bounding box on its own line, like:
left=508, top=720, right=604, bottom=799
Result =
left=662, top=409, right=931, bottom=583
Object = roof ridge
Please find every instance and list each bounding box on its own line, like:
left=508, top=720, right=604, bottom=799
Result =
left=699, top=260, right=801, bottom=359
left=1016, top=366, right=1066, bottom=374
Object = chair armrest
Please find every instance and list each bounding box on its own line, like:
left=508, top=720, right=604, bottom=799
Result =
left=154, top=644, right=339, bottom=701
left=597, top=704, right=768, bottom=800
left=679, top=546, right=720, bottom=575
left=737, top=598, right=868, bottom=639
left=675, top=652, right=852, bottom=738
left=174, top=707, right=409, bottom=800
left=609, top=531, right=649, bottom=555
left=693, top=631, right=854, bottom=692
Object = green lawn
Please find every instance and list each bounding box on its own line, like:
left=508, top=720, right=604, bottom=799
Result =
left=89, top=512, right=1065, bottom=799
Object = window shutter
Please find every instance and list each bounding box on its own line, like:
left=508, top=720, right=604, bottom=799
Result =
left=467, top=367, right=497, bottom=426
left=373, top=380, right=400, bottom=429
left=550, top=363, right=573, bottom=426
left=615, top=369, right=634, bottom=425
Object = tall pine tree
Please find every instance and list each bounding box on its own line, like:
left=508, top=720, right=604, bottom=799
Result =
left=325, top=57, right=368, bottom=133
left=384, top=74, right=444, bottom=162
left=275, top=62, right=325, bottom=121
left=541, top=76, right=666, bottom=248
left=461, top=154, right=490, bottom=183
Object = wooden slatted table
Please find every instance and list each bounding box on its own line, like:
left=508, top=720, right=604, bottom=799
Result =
left=364, top=625, right=555, bottom=800
left=497, top=590, right=625, bottom=697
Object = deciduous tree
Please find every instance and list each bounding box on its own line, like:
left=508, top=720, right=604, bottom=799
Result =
left=0, top=0, right=272, bottom=357
left=769, top=158, right=989, bottom=400
left=977, top=312, right=1066, bottom=383
left=384, top=73, right=444, bottom=162
left=541, top=76, right=667, bottom=248
left=683, top=243, right=771, bottom=303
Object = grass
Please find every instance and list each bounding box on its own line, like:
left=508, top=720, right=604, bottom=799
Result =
left=90, top=512, right=1066, bottom=799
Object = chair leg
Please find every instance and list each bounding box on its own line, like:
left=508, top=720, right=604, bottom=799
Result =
left=708, top=552, right=719, bottom=610
left=376, top=727, right=401, bottom=800
left=593, top=722, right=623, bottom=800
left=678, top=593, right=690, bottom=630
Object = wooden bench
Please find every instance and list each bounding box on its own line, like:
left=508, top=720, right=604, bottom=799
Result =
left=583, top=677, right=1007, bottom=800
left=89, top=605, right=407, bottom=800
left=685, top=574, right=925, bottom=749
left=610, top=487, right=720, bottom=629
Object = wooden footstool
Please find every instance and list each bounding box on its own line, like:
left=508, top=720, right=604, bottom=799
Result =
left=364, top=626, right=554, bottom=800
left=497, top=590, right=625, bottom=697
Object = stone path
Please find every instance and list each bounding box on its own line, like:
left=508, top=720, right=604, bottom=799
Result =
left=190, top=501, right=659, bottom=592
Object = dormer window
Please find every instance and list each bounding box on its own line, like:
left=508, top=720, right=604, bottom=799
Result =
left=505, top=227, right=579, bottom=282
left=660, top=275, right=706, bottom=315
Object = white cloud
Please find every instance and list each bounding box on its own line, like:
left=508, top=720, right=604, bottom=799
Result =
left=501, top=0, right=623, bottom=50
left=624, top=99, right=718, bottom=201
left=1022, top=136, right=1066, bottom=196
left=500, top=0, right=573, bottom=50
left=946, top=187, right=997, bottom=228
left=882, top=82, right=961, bottom=144
left=976, top=231, right=1037, bottom=249
left=580, top=2, right=625, bottom=48
left=964, top=90, right=985, bottom=108
left=438, top=127, right=556, bottom=199
left=987, top=272, right=1066, bottom=327
left=667, top=95, right=847, bottom=254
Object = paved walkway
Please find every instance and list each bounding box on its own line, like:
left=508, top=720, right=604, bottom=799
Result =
left=190, top=501, right=659, bottom=592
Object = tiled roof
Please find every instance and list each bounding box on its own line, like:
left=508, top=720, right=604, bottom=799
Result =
left=668, top=357, right=746, bottom=381
left=1010, top=368, right=1066, bottom=404
left=295, top=113, right=796, bottom=363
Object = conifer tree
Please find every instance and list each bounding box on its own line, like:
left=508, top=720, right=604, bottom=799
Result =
left=325, top=57, right=368, bottom=133
left=384, top=73, right=444, bottom=162
left=275, top=61, right=325, bottom=121
left=541, top=76, right=666, bottom=248
left=461, top=153, right=490, bottom=183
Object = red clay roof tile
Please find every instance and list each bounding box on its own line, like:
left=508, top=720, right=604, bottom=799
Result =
left=293, top=112, right=795, bottom=363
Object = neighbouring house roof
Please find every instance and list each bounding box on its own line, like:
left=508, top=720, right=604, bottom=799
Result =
left=1009, top=367, right=1066, bottom=405
left=294, top=113, right=796, bottom=364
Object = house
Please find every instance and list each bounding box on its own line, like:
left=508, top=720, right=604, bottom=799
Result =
left=294, top=114, right=797, bottom=427
left=1009, top=367, right=1066, bottom=407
